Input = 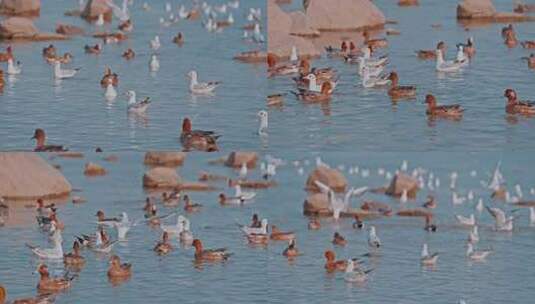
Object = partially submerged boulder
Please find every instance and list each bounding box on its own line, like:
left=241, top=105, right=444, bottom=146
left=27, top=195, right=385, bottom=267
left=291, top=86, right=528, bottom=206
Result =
left=303, top=192, right=330, bottom=215
left=0, top=152, right=72, bottom=200
left=385, top=173, right=419, bottom=199
left=144, top=151, right=186, bottom=167
left=288, top=11, right=320, bottom=37
left=305, top=166, right=347, bottom=193
left=225, top=151, right=257, bottom=168
left=81, top=0, right=112, bottom=22
left=0, top=17, right=68, bottom=40
left=457, top=0, right=534, bottom=22
left=56, top=24, right=85, bottom=36
left=143, top=167, right=181, bottom=188
left=0, top=0, right=41, bottom=16
left=305, top=0, right=386, bottom=31
left=84, top=162, right=106, bottom=176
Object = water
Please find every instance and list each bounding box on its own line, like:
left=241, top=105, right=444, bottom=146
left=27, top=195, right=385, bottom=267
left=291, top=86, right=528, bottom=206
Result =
left=0, top=0, right=266, bottom=151
left=1, top=151, right=535, bottom=303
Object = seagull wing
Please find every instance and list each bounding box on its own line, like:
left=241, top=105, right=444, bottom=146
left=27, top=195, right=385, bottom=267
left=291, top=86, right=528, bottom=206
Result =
left=314, top=180, right=331, bottom=194
left=486, top=206, right=506, bottom=225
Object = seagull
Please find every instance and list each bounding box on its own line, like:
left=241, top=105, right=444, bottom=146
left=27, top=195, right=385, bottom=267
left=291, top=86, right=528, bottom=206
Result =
left=452, top=192, right=466, bottom=205
left=239, top=163, right=248, bottom=179
left=239, top=218, right=268, bottom=235
left=187, top=70, right=220, bottom=94
left=95, top=14, right=105, bottom=26
left=150, top=35, right=161, bottom=51
left=529, top=207, right=535, bottom=226
left=104, top=83, right=117, bottom=100
left=466, top=243, right=492, bottom=261
left=106, top=0, right=130, bottom=22
left=436, top=49, right=465, bottom=72
left=361, top=66, right=390, bottom=88
left=125, top=90, right=151, bottom=114
left=26, top=230, right=63, bottom=259
left=252, top=23, right=264, bottom=43
left=53, top=61, right=79, bottom=79
left=314, top=180, right=365, bottom=220
left=344, top=260, right=373, bottom=283
left=450, top=171, right=458, bottom=189
left=90, top=230, right=117, bottom=253
left=486, top=206, right=514, bottom=232
left=476, top=198, right=484, bottom=213
left=368, top=226, right=381, bottom=248
left=179, top=217, right=194, bottom=245
left=455, top=214, right=476, bottom=226
left=261, top=162, right=276, bottom=180
left=488, top=161, right=504, bottom=190
left=468, top=225, right=479, bottom=244
left=111, top=212, right=136, bottom=241
left=161, top=215, right=186, bottom=235
left=257, top=110, right=268, bottom=135
left=420, top=243, right=439, bottom=266
left=234, top=184, right=256, bottom=201
left=149, top=54, right=160, bottom=72
left=7, top=58, right=21, bottom=75
left=290, top=46, right=298, bottom=62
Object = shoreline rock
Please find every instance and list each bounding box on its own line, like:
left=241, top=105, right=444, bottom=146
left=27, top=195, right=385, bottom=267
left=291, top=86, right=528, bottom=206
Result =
left=0, top=17, right=68, bottom=41
left=84, top=162, right=107, bottom=176
left=0, top=0, right=40, bottom=17
left=457, top=0, right=535, bottom=22
left=81, top=0, right=112, bottom=22
left=305, top=166, right=347, bottom=193
left=144, top=151, right=186, bottom=167
left=143, top=167, right=181, bottom=188
left=225, top=151, right=257, bottom=168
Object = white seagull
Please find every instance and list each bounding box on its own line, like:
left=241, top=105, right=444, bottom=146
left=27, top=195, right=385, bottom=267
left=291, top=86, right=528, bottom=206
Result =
left=368, top=226, right=381, bottom=248
left=466, top=243, right=492, bottom=261
left=486, top=206, right=514, bottom=232
left=27, top=230, right=64, bottom=260
left=7, top=58, right=21, bottom=75
left=53, top=61, right=79, bottom=79
left=149, top=54, right=160, bottom=72
left=435, top=49, right=464, bottom=72
left=104, top=83, right=117, bottom=100
left=150, top=35, right=161, bottom=51
left=455, top=214, right=476, bottom=226
left=187, top=70, right=221, bottom=95
left=420, top=243, right=439, bottom=266
left=257, top=110, right=268, bottom=135
left=126, top=90, right=151, bottom=114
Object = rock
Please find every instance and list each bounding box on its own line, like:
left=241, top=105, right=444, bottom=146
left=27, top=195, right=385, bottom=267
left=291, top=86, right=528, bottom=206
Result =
left=0, top=152, right=72, bottom=200
left=0, top=17, right=68, bottom=40
left=288, top=11, right=320, bottom=37
left=305, top=0, right=385, bottom=31
left=305, top=166, right=347, bottom=193
left=55, top=23, right=85, bottom=36
left=143, top=167, right=181, bottom=188
left=144, top=151, right=186, bottom=167
left=268, top=0, right=320, bottom=59
left=396, top=208, right=432, bottom=217
left=225, top=151, right=257, bottom=168
left=233, top=50, right=267, bottom=63
left=457, top=0, right=534, bottom=21
left=398, top=0, right=419, bottom=6
left=50, top=152, right=84, bottom=159
left=177, top=182, right=217, bottom=191
left=81, top=0, right=112, bottom=22
left=385, top=173, right=419, bottom=199
left=84, top=162, right=106, bottom=176
left=103, top=154, right=118, bottom=162
left=0, top=0, right=40, bottom=16
left=303, top=192, right=330, bottom=215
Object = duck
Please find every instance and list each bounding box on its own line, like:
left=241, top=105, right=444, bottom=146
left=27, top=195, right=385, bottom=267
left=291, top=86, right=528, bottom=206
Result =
left=45, top=53, right=73, bottom=64
left=100, top=67, right=119, bottom=87
left=42, top=45, right=56, bottom=58
left=466, top=243, right=492, bottom=261
left=420, top=243, right=439, bottom=266
left=0, top=285, right=54, bottom=303
left=504, top=88, right=535, bottom=115
left=187, top=70, right=221, bottom=95
left=352, top=214, right=364, bottom=229
left=363, top=31, right=388, bottom=49
left=324, top=250, right=350, bottom=272
left=32, top=129, right=67, bottom=152
left=183, top=195, right=202, bottom=213
left=53, top=61, right=79, bottom=79
left=84, top=44, right=102, bottom=54
left=122, top=48, right=135, bottom=60
left=107, top=255, right=132, bottom=278
left=325, top=41, right=349, bottom=58
left=368, top=226, right=381, bottom=248
left=149, top=54, right=160, bottom=72
left=424, top=214, right=437, bottom=232
left=270, top=225, right=295, bottom=241
left=125, top=90, right=151, bottom=114
left=282, top=239, right=299, bottom=258
left=36, top=264, right=73, bottom=293
left=192, top=239, right=231, bottom=261
left=180, top=118, right=220, bottom=152
left=297, top=59, right=336, bottom=80
left=292, top=82, right=332, bottom=103
left=7, top=58, right=21, bottom=75
left=172, top=32, right=184, bottom=45
left=26, top=230, right=63, bottom=260
left=504, top=31, right=518, bottom=48
left=161, top=191, right=180, bottom=206
left=154, top=232, right=173, bottom=255
left=118, top=19, right=133, bottom=32
left=459, top=37, right=475, bottom=58
left=267, top=53, right=299, bottom=78
left=501, top=24, right=514, bottom=38
left=0, top=46, right=14, bottom=62
left=522, top=54, right=535, bottom=69
left=423, top=195, right=437, bottom=209
left=332, top=232, right=347, bottom=246
left=387, top=72, right=416, bottom=100
left=63, top=241, right=85, bottom=267
left=435, top=49, right=464, bottom=72
left=521, top=41, right=535, bottom=49
left=308, top=218, right=321, bottom=230
left=424, top=94, right=464, bottom=118
left=247, top=232, right=269, bottom=245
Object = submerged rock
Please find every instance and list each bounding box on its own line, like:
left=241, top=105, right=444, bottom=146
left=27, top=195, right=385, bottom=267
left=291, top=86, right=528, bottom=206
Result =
left=225, top=151, right=257, bottom=168
left=81, top=0, right=112, bottom=22
left=144, top=151, right=186, bottom=167
left=84, top=162, right=106, bottom=176
left=385, top=173, right=419, bottom=199
left=143, top=167, right=181, bottom=188
left=55, top=23, right=85, bottom=36
left=457, top=0, right=534, bottom=22
left=0, top=0, right=41, bottom=17
left=0, top=17, right=68, bottom=40
left=305, top=166, right=347, bottom=193
left=0, top=152, right=72, bottom=200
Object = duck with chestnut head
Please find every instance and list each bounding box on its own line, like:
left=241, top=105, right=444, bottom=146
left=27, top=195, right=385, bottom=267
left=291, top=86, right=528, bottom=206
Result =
left=504, top=89, right=535, bottom=115
left=180, top=118, right=220, bottom=152
left=387, top=72, right=416, bottom=100
left=424, top=94, right=464, bottom=118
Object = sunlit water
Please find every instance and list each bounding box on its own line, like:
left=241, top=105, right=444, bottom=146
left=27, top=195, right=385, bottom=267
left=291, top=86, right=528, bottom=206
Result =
left=269, top=0, right=535, bottom=152
left=0, top=152, right=535, bottom=303
left=0, top=0, right=266, bottom=151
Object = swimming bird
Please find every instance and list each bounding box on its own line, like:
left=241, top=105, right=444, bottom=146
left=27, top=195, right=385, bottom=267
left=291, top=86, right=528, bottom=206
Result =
left=179, top=217, right=194, bottom=245
left=252, top=23, right=264, bottom=43
left=6, top=58, right=21, bottom=75
left=64, top=241, right=85, bottom=267
left=187, top=70, right=221, bottom=95
left=257, top=110, right=268, bottom=135
left=173, top=32, right=184, bottom=45
left=504, top=89, right=535, bottom=115
left=357, top=56, right=385, bottom=77
left=270, top=225, right=295, bottom=241
left=149, top=54, right=160, bottom=72
left=150, top=35, right=161, bottom=50
left=456, top=214, right=475, bottom=226
left=459, top=37, right=475, bottom=58
left=368, top=226, right=381, bottom=248
left=104, top=83, right=117, bottom=100
left=362, top=66, right=390, bottom=88
left=36, top=264, right=73, bottom=293
left=387, top=71, right=416, bottom=100
left=521, top=41, right=535, bottom=49
left=530, top=207, right=535, bottom=225
left=125, top=90, right=151, bottom=114
left=95, top=14, right=105, bottom=26
left=344, top=260, right=372, bottom=283
left=324, top=250, right=352, bottom=272
left=31, top=128, right=67, bottom=152
left=238, top=163, right=248, bottom=179
left=183, top=195, right=202, bottom=213
left=84, top=44, right=101, bottom=54
left=466, top=243, right=492, bottom=261
left=420, top=243, right=439, bottom=266
left=416, top=41, right=445, bottom=60
left=192, top=239, right=231, bottom=261
left=180, top=117, right=220, bottom=152
left=161, top=215, right=186, bottom=235
left=53, top=61, right=79, bottom=79
left=425, top=94, right=464, bottom=118
left=111, top=212, right=135, bottom=241
left=468, top=225, right=479, bottom=244
left=455, top=45, right=469, bottom=66
left=283, top=239, right=299, bottom=258
left=27, top=230, right=63, bottom=260
left=452, top=192, right=466, bottom=205
left=154, top=232, right=173, bottom=255
left=314, top=180, right=361, bottom=220
left=436, top=49, right=465, bottom=72
left=423, top=195, right=437, bottom=209
left=332, top=232, right=347, bottom=246
left=486, top=206, right=514, bottom=232
left=240, top=218, right=268, bottom=235
left=522, top=54, right=535, bottom=69
left=107, top=255, right=131, bottom=278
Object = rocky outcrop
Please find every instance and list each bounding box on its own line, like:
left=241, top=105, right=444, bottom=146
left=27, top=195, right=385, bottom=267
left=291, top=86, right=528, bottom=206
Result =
left=0, top=153, right=72, bottom=200
left=303, top=193, right=383, bottom=218
left=84, top=162, right=107, bottom=176
left=305, top=166, right=347, bottom=193
left=288, top=11, right=320, bottom=37
left=55, top=24, right=85, bottom=36
left=0, top=0, right=40, bottom=16
left=0, top=17, right=68, bottom=40
left=305, top=0, right=385, bottom=31
left=144, top=151, right=186, bottom=167
left=385, top=173, right=419, bottom=199
left=457, top=0, right=534, bottom=22
left=81, top=0, right=112, bottom=22
left=143, top=167, right=181, bottom=188
left=225, top=151, right=257, bottom=168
